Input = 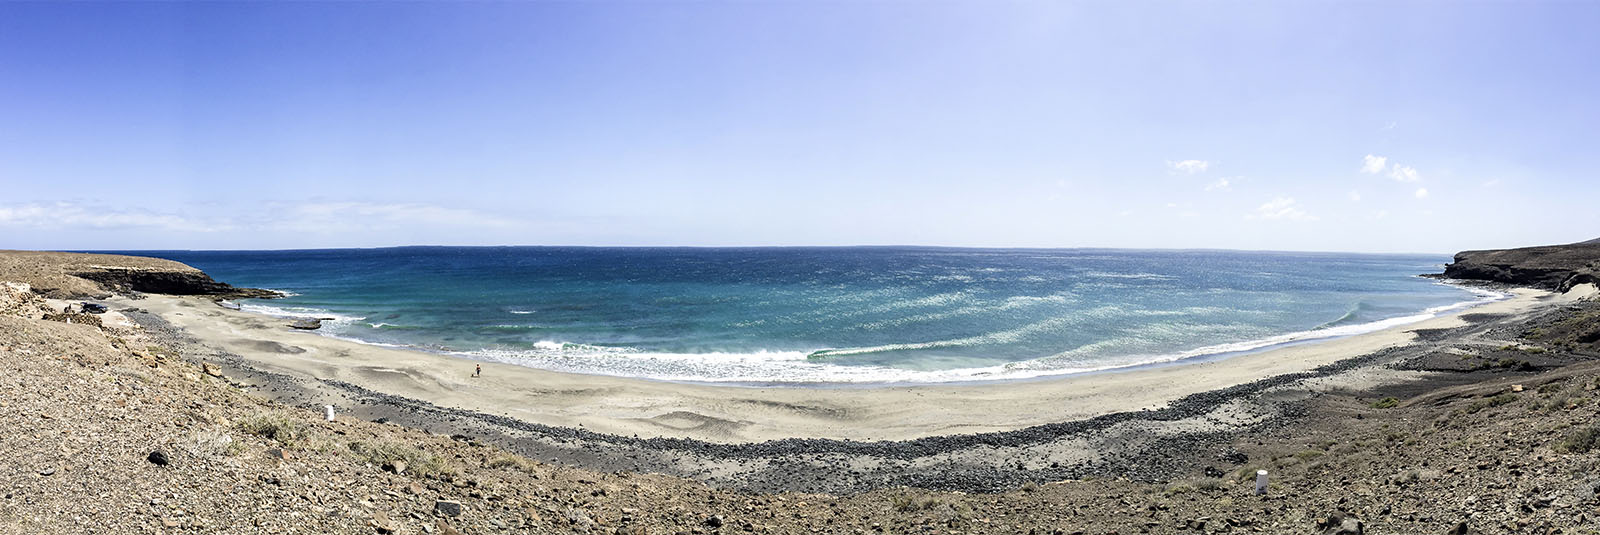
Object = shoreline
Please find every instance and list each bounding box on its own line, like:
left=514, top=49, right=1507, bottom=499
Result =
left=111, top=284, right=1567, bottom=444
left=226, top=277, right=1510, bottom=389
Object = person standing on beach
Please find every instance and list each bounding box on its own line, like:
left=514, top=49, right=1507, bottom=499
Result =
left=474, top=364, right=481, bottom=377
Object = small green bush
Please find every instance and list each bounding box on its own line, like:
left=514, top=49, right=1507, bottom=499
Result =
left=1295, top=449, right=1326, bottom=461
left=1466, top=394, right=1517, bottom=414
left=347, top=440, right=455, bottom=478
left=236, top=412, right=305, bottom=444
left=1554, top=427, right=1599, bottom=454
left=1370, top=397, right=1400, bottom=409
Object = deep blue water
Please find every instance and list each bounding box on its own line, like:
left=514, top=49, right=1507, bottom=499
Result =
left=107, top=247, right=1496, bottom=384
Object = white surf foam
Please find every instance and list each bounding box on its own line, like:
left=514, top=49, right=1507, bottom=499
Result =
left=233, top=281, right=1510, bottom=386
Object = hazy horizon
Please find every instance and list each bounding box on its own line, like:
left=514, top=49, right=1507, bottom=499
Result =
left=4, top=2, right=1598, bottom=253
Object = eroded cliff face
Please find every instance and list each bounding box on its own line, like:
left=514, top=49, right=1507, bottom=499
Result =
left=0, top=250, right=279, bottom=299
left=70, top=268, right=280, bottom=299
left=1441, top=238, right=1600, bottom=291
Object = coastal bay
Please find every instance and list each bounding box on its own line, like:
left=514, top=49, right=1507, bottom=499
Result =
left=8, top=245, right=1600, bottom=533
left=130, top=286, right=1558, bottom=444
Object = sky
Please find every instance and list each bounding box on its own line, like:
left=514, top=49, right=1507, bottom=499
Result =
left=1, top=1, right=1597, bottom=253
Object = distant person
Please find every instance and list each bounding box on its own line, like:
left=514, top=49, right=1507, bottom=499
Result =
left=474, top=364, right=481, bottom=377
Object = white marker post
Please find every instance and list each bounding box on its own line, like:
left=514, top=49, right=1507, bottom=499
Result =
left=325, top=405, right=336, bottom=422
left=1254, top=470, right=1269, bottom=495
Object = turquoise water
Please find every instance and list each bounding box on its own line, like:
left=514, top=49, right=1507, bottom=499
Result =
left=118, top=247, right=1496, bottom=384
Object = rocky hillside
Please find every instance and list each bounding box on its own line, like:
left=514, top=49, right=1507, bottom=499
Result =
left=0, top=250, right=277, bottom=299
left=1440, top=238, right=1600, bottom=291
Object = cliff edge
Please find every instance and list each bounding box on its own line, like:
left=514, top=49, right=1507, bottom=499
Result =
left=1439, top=238, right=1600, bottom=291
left=0, top=250, right=279, bottom=299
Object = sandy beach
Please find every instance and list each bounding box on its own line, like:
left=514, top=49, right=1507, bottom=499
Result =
left=120, top=286, right=1569, bottom=444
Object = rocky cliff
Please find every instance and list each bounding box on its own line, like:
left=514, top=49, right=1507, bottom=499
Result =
left=70, top=267, right=280, bottom=299
left=0, top=250, right=279, bottom=299
left=1440, top=238, right=1600, bottom=291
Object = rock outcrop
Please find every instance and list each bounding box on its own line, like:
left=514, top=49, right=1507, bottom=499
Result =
left=0, top=250, right=283, bottom=299
left=70, top=267, right=280, bottom=299
left=1438, top=238, right=1600, bottom=291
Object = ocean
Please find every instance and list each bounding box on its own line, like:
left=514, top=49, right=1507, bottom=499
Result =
left=113, top=247, right=1498, bottom=385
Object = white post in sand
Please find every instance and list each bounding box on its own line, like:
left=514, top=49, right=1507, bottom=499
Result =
left=1254, top=470, right=1269, bottom=495
left=325, top=405, right=336, bottom=422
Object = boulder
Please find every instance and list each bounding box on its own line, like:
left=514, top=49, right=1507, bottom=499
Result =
left=147, top=449, right=170, bottom=466
left=434, top=500, right=462, bottom=517
left=370, top=511, right=400, bottom=534
left=288, top=319, right=323, bottom=330
left=1320, top=512, right=1362, bottom=535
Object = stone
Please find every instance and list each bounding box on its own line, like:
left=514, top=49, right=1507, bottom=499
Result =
left=147, top=449, right=170, bottom=466
left=265, top=448, right=289, bottom=461
left=1320, top=513, right=1363, bottom=535
left=705, top=515, right=725, bottom=528
left=383, top=460, right=407, bottom=474
left=434, top=500, right=463, bottom=517
left=435, top=520, right=463, bottom=535
left=202, top=362, right=223, bottom=378
left=38, top=467, right=56, bottom=476
left=371, top=511, right=400, bottom=534
left=288, top=319, right=323, bottom=330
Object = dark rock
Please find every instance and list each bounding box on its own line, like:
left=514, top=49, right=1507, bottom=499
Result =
left=288, top=319, right=322, bottom=330
left=70, top=268, right=282, bottom=299
left=1320, top=512, right=1362, bottom=535
left=382, top=460, right=407, bottom=474
left=1203, top=466, right=1225, bottom=478
left=434, top=500, right=463, bottom=517
left=38, top=467, right=56, bottom=476
left=1435, top=238, right=1600, bottom=291
left=705, top=515, right=724, bottom=528
left=147, top=449, right=169, bottom=466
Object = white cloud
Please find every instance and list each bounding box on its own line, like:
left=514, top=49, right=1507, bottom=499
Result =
left=1414, top=187, right=1429, bottom=198
left=1168, top=160, right=1210, bottom=174
left=0, top=202, right=230, bottom=233
left=1361, top=155, right=1388, bottom=174
left=264, top=201, right=522, bottom=233
left=1389, top=165, right=1420, bottom=182
left=1348, top=190, right=1362, bottom=202
left=1204, top=177, right=1232, bottom=191
left=1482, top=179, right=1502, bottom=187
left=0, top=200, right=523, bottom=236
left=1250, top=197, right=1317, bottom=221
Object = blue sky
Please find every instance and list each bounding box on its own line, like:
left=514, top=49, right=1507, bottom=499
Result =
left=1, top=1, right=1596, bottom=253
